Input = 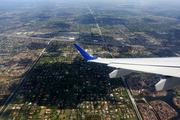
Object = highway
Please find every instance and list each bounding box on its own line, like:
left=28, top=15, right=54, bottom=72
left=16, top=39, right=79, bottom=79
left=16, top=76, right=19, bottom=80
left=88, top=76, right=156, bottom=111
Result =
left=86, top=5, right=114, bottom=58
left=0, top=34, right=75, bottom=42
left=86, top=6, right=105, bottom=43
left=0, top=39, right=53, bottom=118
left=121, top=77, right=143, bottom=120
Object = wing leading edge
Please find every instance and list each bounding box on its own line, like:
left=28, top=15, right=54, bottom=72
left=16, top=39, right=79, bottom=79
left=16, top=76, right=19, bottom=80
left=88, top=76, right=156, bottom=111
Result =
left=74, top=43, right=180, bottom=91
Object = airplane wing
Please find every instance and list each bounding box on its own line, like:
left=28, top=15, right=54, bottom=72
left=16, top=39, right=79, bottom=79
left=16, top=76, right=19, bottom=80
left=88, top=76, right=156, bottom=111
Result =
left=74, top=43, right=180, bottom=91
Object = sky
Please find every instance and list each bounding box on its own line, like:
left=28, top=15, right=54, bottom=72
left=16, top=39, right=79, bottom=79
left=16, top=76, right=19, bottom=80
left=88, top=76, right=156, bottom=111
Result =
left=1, top=0, right=180, bottom=2
left=0, top=0, right=180, bottom=7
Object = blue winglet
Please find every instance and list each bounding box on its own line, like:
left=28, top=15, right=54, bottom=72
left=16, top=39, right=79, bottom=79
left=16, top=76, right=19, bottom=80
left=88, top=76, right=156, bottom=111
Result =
left=74, top=44, right=98, bottom=61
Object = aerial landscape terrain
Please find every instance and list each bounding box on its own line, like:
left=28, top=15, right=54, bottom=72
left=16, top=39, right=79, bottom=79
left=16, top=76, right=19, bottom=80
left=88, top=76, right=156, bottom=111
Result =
left=0, top=0, right=180, bottom=120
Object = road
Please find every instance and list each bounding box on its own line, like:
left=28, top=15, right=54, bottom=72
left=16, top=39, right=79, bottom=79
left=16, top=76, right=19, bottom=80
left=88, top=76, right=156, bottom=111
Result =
left=86, top=6, right=104, bottom=43
left=141, top=97, right=160, bottom=119
left=77, top=40, right=145, bottom=48
left=0, top=34, right=75, bottom=42
left=86, top=5, right=114, bottom=58
left=121, top=77, right=143, bottom=120
left=0, top=38, right=53, bottom=118
left=167, top=47, right=180, bottom=57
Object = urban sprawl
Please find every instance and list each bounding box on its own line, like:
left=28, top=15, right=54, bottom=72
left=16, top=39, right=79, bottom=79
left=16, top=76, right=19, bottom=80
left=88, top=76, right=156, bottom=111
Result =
left=1, top=1, right=180, bottom=120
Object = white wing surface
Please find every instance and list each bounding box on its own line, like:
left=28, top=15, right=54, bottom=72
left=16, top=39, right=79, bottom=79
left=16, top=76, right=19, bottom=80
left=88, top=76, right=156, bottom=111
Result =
left=89, top=57, right=180, bottom=78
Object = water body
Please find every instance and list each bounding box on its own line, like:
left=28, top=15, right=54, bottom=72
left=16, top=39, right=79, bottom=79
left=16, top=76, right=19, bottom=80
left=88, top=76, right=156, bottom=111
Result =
left=27, top=27, right=38, bottom=30
left=145, top=93, right=180, bottom=120
left=0, top=64, right=5, bottom=66
left=39, top=35, right=48, bottom=38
